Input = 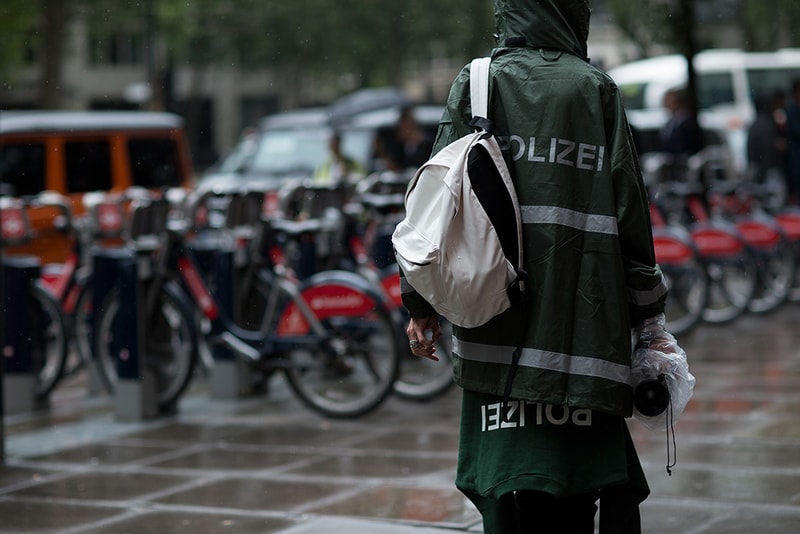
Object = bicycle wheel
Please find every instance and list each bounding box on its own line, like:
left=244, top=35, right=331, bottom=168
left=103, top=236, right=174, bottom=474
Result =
left=194, top=310, right=215, bottom=376
left=30, top=281, right=69, bottom=400
left=277, top=275, right=401, bottom=418
left=702, top=250, right=759, bottom=324
left=661, top=259, right=709, bottom=336
left=774, top=213, right=800, bottom=302
left=94, top=281, right=198, bottom=410
left=392, top=317, right=455, bottom=401
left=66, top=273, right=94, bottom=377
left=746, top=241, right=796, bottom=314
left=789, top=241, right=800, bottom=303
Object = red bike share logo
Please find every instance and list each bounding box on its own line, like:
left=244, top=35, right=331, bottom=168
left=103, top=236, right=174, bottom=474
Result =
left=278, top=284, right=376, bottom=336
left=1, top=208, right=27, bottom=241
left=653, top=235, right=694, bottom=264
left=381, top=272, right=403, bottom=307
left=96, top=202, right=123, bottom=234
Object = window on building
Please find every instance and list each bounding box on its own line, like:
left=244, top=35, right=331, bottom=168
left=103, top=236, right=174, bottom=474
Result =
left=23, top=32, right=37, bottom=65
left=0, top=142, right=46, bottom=196
left=127, top=138, right=182, bottom=188
left=240, top=97, right=279, bottom=133
left=89, top=33, right=144, bottom=65
left=65, top=140, right=113, bottom=193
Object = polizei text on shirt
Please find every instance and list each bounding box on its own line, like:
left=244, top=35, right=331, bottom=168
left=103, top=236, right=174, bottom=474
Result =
left=481, top=400, right=593, bottom=431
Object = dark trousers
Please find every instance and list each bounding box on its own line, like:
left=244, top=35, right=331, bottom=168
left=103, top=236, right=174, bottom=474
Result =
left=482, top=489, right=642, bottom=534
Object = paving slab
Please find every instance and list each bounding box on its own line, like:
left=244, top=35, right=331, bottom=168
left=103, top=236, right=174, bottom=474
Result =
left=3, top=304, right=800, bottom=532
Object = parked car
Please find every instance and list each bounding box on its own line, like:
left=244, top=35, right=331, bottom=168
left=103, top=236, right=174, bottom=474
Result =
left=197, top=90, right=444, bottom=196
left=0, top=110, right=194, bottom=263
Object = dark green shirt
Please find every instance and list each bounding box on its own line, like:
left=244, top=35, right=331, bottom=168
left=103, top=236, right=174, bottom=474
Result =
left=456, top=389, right=649, bottom=501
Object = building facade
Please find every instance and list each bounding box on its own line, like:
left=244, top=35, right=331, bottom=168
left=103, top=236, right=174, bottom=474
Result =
left=0, top=5, right=742, bottom=172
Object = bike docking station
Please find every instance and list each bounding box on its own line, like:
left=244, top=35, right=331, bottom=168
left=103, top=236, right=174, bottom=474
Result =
left=91, top=247, right=160, bottom=420
left=1, top=255, right=43, bottom=414
left=190, top=240, right=254, bottom=399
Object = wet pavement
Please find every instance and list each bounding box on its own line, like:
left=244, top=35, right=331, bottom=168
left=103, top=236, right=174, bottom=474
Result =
left=2, top=303, right=800, bottom=533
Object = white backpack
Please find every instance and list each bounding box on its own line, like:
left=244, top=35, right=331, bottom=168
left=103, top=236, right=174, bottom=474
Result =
left=392, top=57, right=524, bottom=328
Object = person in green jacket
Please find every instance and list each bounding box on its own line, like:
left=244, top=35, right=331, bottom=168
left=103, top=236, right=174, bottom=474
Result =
left=402, top=1, right=677, bottom=532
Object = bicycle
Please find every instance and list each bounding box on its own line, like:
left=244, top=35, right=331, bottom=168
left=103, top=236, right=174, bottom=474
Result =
left=774, top=207, right=800, bottom=302
left=349, top=172, right=455, bottom=400
left=0, top=195, right=70, bottom=400
left=16, top=191, right=132, bottom=385
left=648, top=200, right=709, bottom=336
left=694, top=150, right=796, bottom=314
left=725, top=169, right=800, bottom=304
left=643, top=152, right=758, bottom=325
left=273, top=174, right=455, bottom=401
left=93, top=189, right=402, bottom=417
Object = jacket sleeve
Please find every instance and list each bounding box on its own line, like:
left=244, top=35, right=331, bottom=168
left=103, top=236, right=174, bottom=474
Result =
left=605, top=81, right=669, bottom=325
left=398, top=266, right=438, bottom=318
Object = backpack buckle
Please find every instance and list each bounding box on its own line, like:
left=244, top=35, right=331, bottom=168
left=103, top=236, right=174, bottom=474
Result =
left=469, top=116, right=494, bottom=135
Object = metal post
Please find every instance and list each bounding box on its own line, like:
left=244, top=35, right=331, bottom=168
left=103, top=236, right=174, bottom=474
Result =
left=1, top=201, right=5, bottom=463
left=205, top=246, right=252, bottom=398
left=92, top=247, right=158, bottom=420
left=113, top=255, right=158, bottom=420
left=2, top=257, right=41, bottom=415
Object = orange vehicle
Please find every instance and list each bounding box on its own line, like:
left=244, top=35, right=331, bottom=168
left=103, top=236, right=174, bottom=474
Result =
left=1, top=110, right=194, bottom=263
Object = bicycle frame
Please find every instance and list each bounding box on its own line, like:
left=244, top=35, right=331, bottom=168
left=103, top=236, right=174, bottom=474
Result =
left=646, top=172, right=756, bottom=325
left=704, top=181, right=797, bottom=313
left=169, top=229, right=387, bottom=364
left=2, top=194, right=80, bottom=308
left=348, top=232, right=403, bottom=308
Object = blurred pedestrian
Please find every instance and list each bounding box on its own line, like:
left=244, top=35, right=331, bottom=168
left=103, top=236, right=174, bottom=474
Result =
left=402, top=1, right=672, bottom=532
left=747, top=92, right=786, bottom=185
left=660, top=88, right=704, bottom=160
left=377, top=106, right=434, bottom=171
left=660, top=87, right=706, bottom=216
left=785, top=79, right=800, bottom=204
left=312, top=131, right=364, bottom=185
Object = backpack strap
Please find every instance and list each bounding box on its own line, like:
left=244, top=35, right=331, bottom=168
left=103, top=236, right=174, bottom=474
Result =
left=468, top=56, right=530, bottom=421
left=469, top=57, right=493, bottom=132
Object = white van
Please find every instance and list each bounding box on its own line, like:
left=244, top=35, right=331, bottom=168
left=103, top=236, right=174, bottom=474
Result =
left=608, top=48, right=800, bottom=170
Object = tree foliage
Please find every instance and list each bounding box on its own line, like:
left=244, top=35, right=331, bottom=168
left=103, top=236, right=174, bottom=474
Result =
left=739, top=0, right=800, bottom=50
left=14, top=0, right=800, bottom=109
left=0, top=0, right=39, bottom=78
left=1, top=0, right=495, bottom=107
left=608, top=0, right=800, bottom=55
left=152, top=0, right=494, bottom=87
left=606, top=0, right=800, bottom=121
left=606, top=0, right=671, bottom=57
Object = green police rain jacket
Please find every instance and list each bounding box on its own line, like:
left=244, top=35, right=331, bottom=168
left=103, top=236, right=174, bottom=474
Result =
left=401, top=0, right=668, bottom=418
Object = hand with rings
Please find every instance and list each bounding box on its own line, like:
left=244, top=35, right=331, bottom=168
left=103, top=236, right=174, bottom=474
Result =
left=406, top=315, right=442, bottom=362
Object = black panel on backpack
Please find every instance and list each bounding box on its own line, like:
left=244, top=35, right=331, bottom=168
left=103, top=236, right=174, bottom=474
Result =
left=467, top=144, right=519, bottom=265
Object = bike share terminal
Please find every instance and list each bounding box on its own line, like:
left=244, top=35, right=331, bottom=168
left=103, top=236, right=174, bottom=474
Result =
left=91, top=247, right=160, bottom=420
left=2, top=256, right=44, bottom=415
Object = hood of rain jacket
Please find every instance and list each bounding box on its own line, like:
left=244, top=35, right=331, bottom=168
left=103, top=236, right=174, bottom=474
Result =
left=493, top=0, right=590, bottom=61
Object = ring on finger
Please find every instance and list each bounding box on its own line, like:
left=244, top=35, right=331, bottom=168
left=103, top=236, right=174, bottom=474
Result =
left=409, top=339, right=421, bottom=349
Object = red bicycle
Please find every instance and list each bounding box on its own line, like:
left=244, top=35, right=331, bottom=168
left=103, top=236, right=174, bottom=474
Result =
left=93, top=188, right=402, bottom=416
left=1, top=194, right=70, bottom=399
left=643, top=152, right=758, bottom=325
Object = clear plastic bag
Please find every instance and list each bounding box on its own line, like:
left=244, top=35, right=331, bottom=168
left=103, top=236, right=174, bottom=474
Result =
left=631, top=314, right=696, bottom=432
